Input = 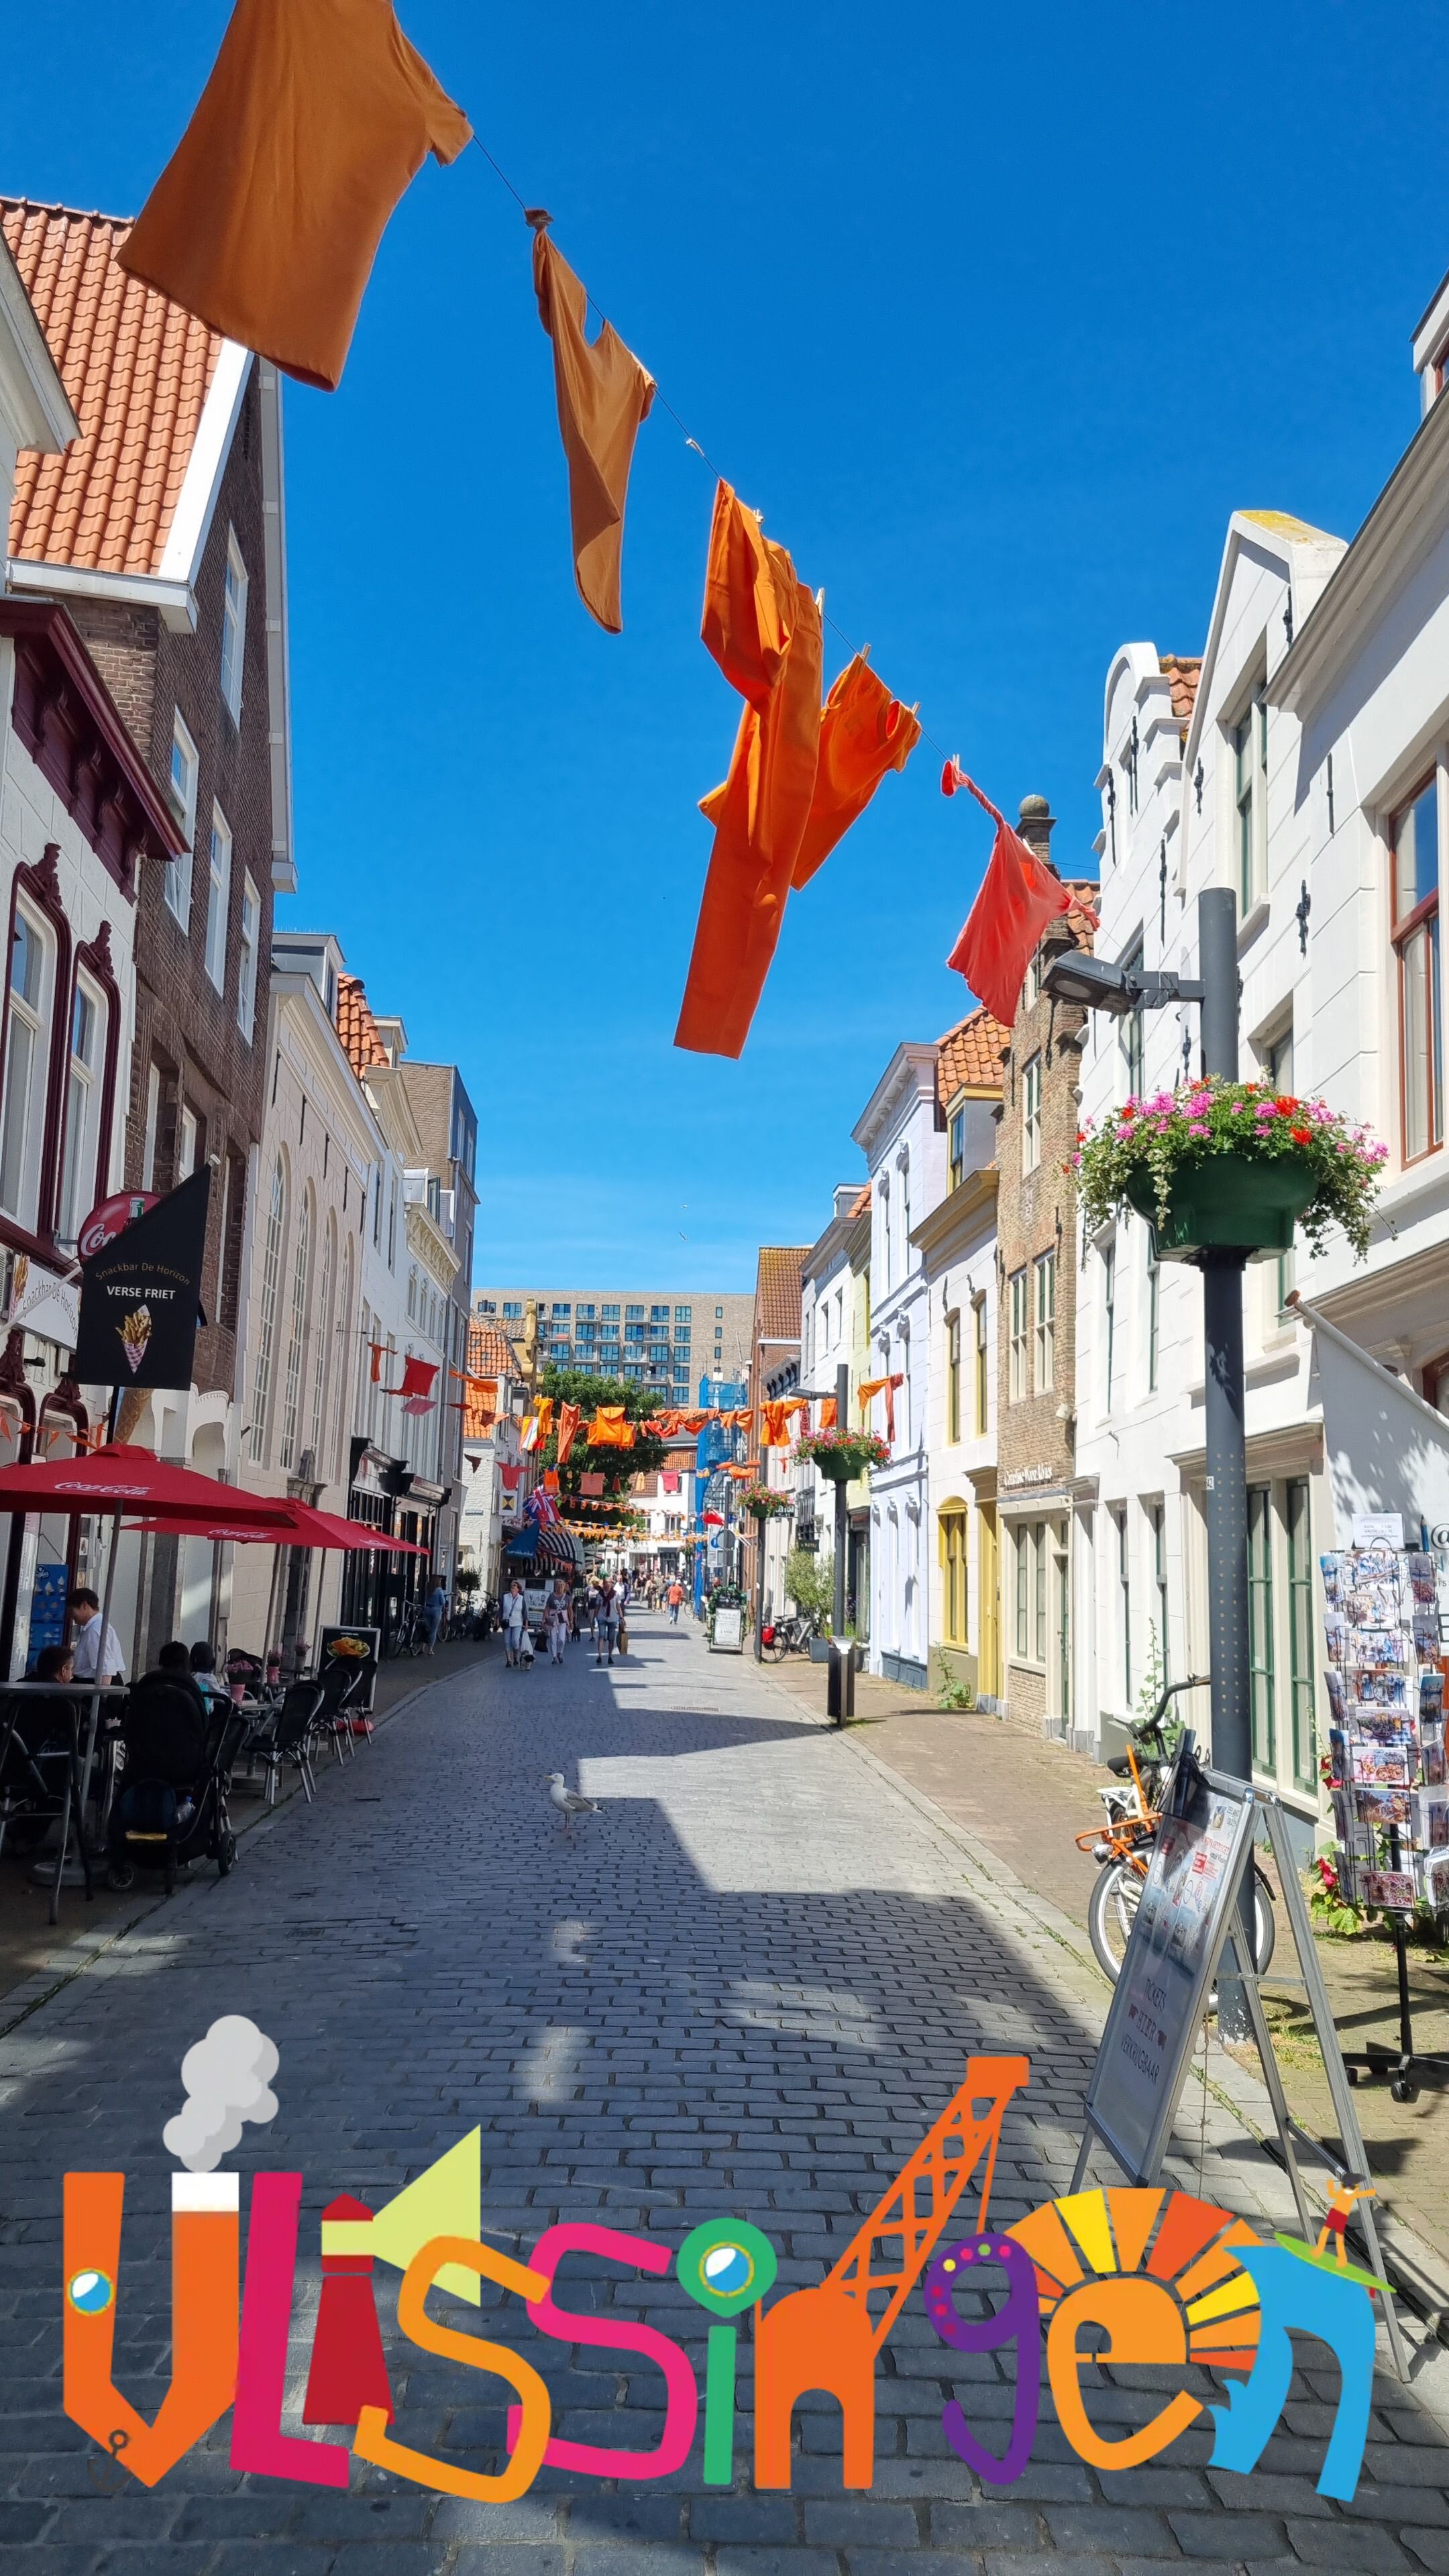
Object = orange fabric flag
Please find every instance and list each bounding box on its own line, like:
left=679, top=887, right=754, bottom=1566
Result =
left=859, top=1373, right=904, bottom=1441
left=942, top=764, right=1073, bottom=1026
left=792, top=657, right=920, bottom=890
left=587, top=1407, right=635, bottom=1449
left=816, top=1396, right=837, bottom=1432
left=533, top=229, right=655, bottom=633
left=116, top=0, right=472, bottom=392
left=675, top=483, right=822, bottom=1059
left=761, top=1401, right=788, bottom=1448
left=555, top=1401, right=582, bottom=1466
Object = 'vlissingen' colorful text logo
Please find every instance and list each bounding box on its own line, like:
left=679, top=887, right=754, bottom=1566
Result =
left=62, top=2017, right=1386, bottom=2502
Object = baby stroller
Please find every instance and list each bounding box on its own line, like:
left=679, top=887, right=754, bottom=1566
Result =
left=107, top=1689, right=248, bottom=1897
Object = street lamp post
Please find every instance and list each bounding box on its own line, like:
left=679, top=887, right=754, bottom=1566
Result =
left=1042, top=888, right=1254, bottom=2035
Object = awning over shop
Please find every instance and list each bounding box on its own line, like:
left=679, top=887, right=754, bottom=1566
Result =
left=502, top=1519, right=584, bottom=1572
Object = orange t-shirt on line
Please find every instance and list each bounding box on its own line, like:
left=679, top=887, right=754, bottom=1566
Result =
left=117, top=0, right=472, bottom=390
left=533, top=230, right=655, bottom=633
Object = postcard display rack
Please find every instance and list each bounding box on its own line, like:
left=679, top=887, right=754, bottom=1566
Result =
left=1323, top=1534, right=1449, bottom=2099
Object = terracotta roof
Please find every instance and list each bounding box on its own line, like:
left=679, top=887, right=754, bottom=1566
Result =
left=1062, top=878, right=1099, bottom=947
left=467, top=1317, right=517, bottom=1381
left=753, top=1246, right=808, bottom=1344
left=3, top=197, right=225, bottom=576
left=335, top=975, right=390, bottom=1081
left=936, top=1004, right=1008, bottom=1106
left=1159, top=654, right=1201, bottom=725
left=847, top=1185, right=871, bottom=1220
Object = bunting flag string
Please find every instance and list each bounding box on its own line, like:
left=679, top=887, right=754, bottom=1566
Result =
left=108, top=0, right=1051, bottom=1051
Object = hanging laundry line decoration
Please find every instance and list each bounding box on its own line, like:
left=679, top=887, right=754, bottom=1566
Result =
left=857, top=1373, right=905, bottom=1442
left=941, top=762, right=1081, bottom=1028
left=532, top=221, right=655, bottom=633
left=117, top=0, right=472, bottom=391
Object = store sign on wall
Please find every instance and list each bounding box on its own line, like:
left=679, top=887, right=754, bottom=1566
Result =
left=62, top=2020, right=1387, bottom=2504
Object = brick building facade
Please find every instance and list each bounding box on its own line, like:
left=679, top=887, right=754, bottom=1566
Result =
left=991, top=796, right=1096, bottom=1737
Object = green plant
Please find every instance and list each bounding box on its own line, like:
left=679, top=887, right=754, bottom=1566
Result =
left=1136, top=1625, right=1165, bottom=1726
left=1306, top=1854, right=1366, bottom=1937
left=785, top=1550, right=835, bottom=1623
left=539, top=1364, right=668, bottom=1499
left=453, top=1567, right=480, bottom=1599
left=1074, top=1078, right=1388, bottom=1259
left=935, top=1650, right=974, bottom=1711
left=741, top=1483, right=793, bottom=1521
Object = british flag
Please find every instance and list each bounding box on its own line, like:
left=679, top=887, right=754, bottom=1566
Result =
left=525, top=1487, right=560, bottom=1526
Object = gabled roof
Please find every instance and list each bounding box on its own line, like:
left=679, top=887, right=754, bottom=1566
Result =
left=335, top=974, right=390, bottom=1081
left=936, top=1004, right=1008, bottom=1105
left=847, top=1184, right=871, bottom=1219
left=3, top=197, right=229, bottom=580
left=467, top=1317, right=517, bottom=1381
left=753, top=1246, right=808, bottom=1342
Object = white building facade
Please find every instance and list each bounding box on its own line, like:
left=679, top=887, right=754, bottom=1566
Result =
left=1075, top=303, right=1449, bottom=1847
left=852, top=1043, right=945, bottom=1689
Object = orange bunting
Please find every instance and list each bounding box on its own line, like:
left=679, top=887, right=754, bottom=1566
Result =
left=555, top=1401, right=582, bottom=1467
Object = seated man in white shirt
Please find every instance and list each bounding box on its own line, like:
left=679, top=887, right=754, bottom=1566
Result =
left=68, top=1588, right=124, bottom=1686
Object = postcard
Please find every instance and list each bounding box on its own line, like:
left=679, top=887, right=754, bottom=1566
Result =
left=1362, top=1868, right=1417, bottom=1911
left=1354, top=1785, right=1411, bottom=1827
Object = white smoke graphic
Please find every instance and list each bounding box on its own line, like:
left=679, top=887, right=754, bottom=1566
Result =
left=163, top=2015, right=280, bottom=2172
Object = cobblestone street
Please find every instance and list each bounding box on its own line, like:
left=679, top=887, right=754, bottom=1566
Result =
left=4, top=1611, right=1449, bottom=2575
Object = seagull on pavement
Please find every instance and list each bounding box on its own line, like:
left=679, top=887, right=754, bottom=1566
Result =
left=545, top=1772, right=602, bottom=1837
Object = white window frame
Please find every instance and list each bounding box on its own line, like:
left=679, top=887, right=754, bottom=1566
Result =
left=1022, top=1054, right=1042, bottom=1174
left=1008, top=1267, right=1028, bottom=1402
left=177, top=1105, right=199, bottom=1179
left=220, top=528, right=248, bottom=724
left=142, top=1061, right=161, bottom=1189
left=1034, top=1249, right=1055, bottom=1395
left=237, top=874, right=260, bottom=1040
left=167, top=712, right=199, bottom=928
left=0, top=900, right=54, bottom=1234
left=204, top=803, right=232, bottom=993
left=1233, top=687, right=1269, bottom=916
left=57, top=969, right=105, bottom=1246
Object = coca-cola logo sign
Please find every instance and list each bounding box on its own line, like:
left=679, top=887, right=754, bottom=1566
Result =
left=77, top=1192, right=158, bottom=1262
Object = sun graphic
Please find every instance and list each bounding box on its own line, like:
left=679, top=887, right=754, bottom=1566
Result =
left=1009, top=2185, right=1262, bottom=2372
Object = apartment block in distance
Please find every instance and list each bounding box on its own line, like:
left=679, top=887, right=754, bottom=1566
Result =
left=472, top=1288, right=753, bottom=1399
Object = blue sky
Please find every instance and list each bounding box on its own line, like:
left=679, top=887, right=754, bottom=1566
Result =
left=9, top=2, right=1448, bottom=1287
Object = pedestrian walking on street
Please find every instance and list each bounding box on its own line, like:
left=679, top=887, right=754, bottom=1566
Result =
left=501, top=1580, right=527, bottom=1668
left=667, top=1577, right=684, bottom=1625
left=425, top=1578, right=447, bottom=1654
left=595, top=1581, right=621, bottom=1666
left=545, top=1580, right=570, bottom=1664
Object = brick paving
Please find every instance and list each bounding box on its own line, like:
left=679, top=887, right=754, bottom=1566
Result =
left=2, top=1611, right=1448, bottom=2573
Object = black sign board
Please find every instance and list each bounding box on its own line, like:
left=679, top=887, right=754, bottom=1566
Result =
left=317, top=1623, right=380, bottom=1712
left=73, top=1167, right=211, bottom=1391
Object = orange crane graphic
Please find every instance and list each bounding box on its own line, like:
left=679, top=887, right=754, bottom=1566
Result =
left=753, top=2052, right=1029, bottom=2488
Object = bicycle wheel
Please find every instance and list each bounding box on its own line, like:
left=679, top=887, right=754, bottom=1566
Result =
left=1089, top=1858, right=1144, bottom=1979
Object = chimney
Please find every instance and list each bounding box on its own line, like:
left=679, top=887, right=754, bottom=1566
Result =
left=834, top=1183, right=860, bottom=1221
left=1017, top=795, right=1059, bottom=873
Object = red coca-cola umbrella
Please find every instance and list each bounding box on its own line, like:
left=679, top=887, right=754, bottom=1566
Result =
left=129, top=1502, right=427, bottom=1556
left=0, top=1444, right=297, bottom=1525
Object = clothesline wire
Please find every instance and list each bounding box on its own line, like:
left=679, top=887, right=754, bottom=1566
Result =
left=466, top=130, right=954, bottom=769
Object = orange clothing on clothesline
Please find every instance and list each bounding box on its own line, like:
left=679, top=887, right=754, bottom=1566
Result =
left=533, top=229, right=655, bottom=633
left=587, top=1407, right=635, bottom=1449
left=555, top=1401, right=582, bottom=1466
left=117, top=0, right=472, bottom=391
left=676, top=483, right=822, bottom=1060
left=816, top=1396, right=838, bottom=1432
left=761, top=1398, right=808, bottom=1446
left=859, top=1372, right=904, bottom=1441
left=792, top=656, right=921, bottom=891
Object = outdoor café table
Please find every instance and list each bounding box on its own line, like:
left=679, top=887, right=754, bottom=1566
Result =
left=1, top=1681, right=127, bottom=1924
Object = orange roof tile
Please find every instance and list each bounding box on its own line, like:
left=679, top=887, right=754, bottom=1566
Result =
left=1062, top=879, right=1099, bottom=947
left=936, top=1004, right=1008, bottom=1105
left=3, top=197, right=225, bottom=576
left=335, top=975, right=390, bottom=1081
left=467, top=1317, right=517, bottom=1381
left=1159, top=654, right=1201, bottom=726
left=753, top=1246, right=808, bottom=1344
left=847, top=1184, right=871, bottom=1220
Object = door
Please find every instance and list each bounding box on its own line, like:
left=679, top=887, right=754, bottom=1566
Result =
left=977, top=1502, right=1000, bottom=1698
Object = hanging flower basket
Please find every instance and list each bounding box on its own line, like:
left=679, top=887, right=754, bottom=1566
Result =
left=741, top=1484, right=794, bottom=1521
left=1075, top=1079, right=1387, bottom=1263
left=794, top=1427, right=891, bottom=1482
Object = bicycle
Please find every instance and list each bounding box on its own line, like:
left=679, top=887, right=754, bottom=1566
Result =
left=1078, top=1678, right=1276, bottom=1983
left=761, top=1609, right=818, bottom=1662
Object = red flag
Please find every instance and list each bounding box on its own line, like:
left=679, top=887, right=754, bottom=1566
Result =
left=942, top=763, right=1071, bottom=1026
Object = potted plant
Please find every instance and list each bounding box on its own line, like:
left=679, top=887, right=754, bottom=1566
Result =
left=741, top=1484, right=794, bottom=1521
left=1074, top=1077, right=1387, bottom=1262
left=794, top=1426, right=892, bottom=1482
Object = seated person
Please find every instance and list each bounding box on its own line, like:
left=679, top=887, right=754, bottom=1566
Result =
left=189, top=1639, right=227, bottom=1709
left=122, top=1640, right=209, bottom=1794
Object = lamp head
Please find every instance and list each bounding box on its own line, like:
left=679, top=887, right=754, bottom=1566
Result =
left=1039, top=950, right=1138, bottom=1016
